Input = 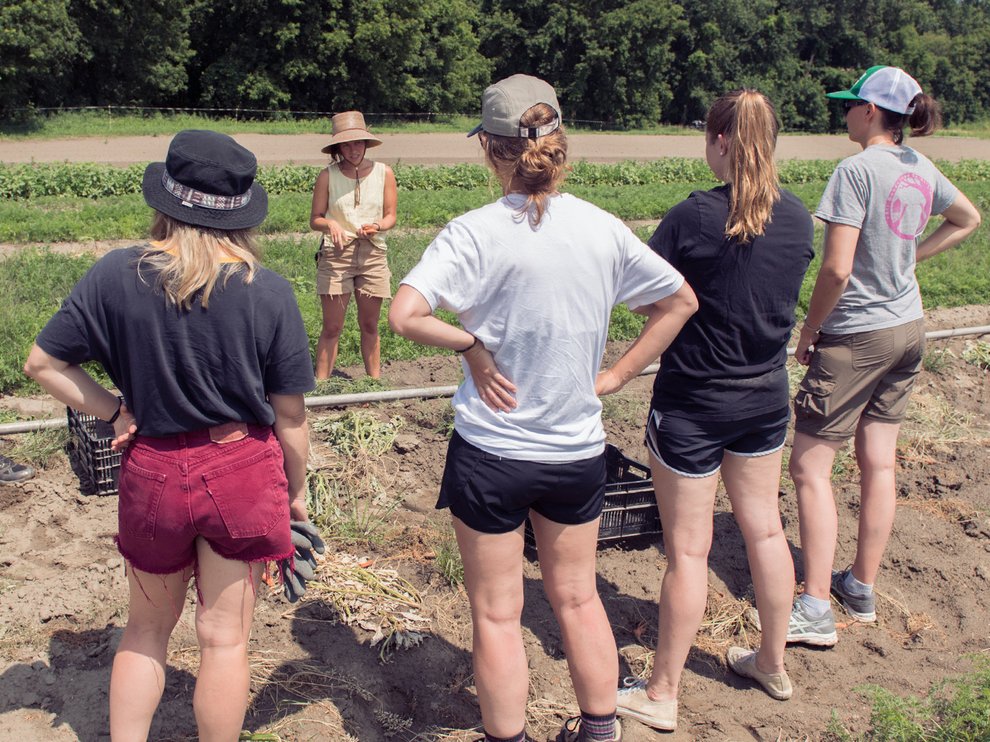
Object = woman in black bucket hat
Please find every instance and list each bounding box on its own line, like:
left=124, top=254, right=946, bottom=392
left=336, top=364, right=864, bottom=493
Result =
left=25, top=130, right=321, bottom=741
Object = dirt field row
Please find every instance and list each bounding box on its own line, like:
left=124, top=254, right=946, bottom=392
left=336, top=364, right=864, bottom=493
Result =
left=2, top=132, right=989, bottom=166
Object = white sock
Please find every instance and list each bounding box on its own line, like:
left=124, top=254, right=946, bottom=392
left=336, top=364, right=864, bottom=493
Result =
left=844, top=571, right=873, bottom=596
left=798, top=592, right=832, bottom=618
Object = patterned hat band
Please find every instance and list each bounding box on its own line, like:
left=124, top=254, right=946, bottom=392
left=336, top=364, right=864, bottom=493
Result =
left=162, top=171, right=253, bottom=210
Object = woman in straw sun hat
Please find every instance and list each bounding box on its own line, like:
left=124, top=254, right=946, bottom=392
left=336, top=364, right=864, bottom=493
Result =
left=25, top=129, right=321, bottom=740
left=390, top=74, right=697, bottom=742
left=786, top=66, right=980, bottom=645
left=310, top=110, right=398, bottom=379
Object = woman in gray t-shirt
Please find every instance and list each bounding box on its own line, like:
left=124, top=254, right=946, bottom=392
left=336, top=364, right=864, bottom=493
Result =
left=786, top=66, right=981, bottom=645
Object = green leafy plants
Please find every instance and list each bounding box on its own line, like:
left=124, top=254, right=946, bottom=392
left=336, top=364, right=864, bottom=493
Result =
left=306, top=411, right=404, bottom=544
left=827, top=655, right=990, bottom=740
left=923, top=346, right=956, bottom=374
left=962, top=340, right=990, bottom=370
left=431, top=526, right=464, bottom=588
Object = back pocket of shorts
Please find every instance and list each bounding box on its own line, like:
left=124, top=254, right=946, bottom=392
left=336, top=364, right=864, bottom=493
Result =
left=852, top=331, right=895, bottom=370
left=118, top=459, right=167, bottom=540
left=202, top=448, right=283, bottom=539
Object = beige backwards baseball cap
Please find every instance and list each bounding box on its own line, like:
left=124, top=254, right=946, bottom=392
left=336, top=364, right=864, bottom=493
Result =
left=467, top=74, right=562, bottom=139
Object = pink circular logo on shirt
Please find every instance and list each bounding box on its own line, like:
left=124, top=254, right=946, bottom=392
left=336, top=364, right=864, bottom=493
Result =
left=885, top=173, right=933, bottom=239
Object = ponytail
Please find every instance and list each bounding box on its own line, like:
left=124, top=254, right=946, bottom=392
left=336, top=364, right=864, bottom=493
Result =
left=706, top=89, right=780, bottom=243
left=482, top=103, right=569, bottom=227
left=879, top=94, right=942, bottom=144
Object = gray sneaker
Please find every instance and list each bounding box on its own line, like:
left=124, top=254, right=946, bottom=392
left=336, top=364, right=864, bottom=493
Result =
left=0, top=455, right=34, bottom=484
left=748, top=598, right=838, bottom=647
left=831, top=569, right=877, bottom=622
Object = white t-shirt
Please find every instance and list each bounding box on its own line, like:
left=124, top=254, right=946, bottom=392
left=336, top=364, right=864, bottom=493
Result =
left=401, top=192, right=684, bottom=462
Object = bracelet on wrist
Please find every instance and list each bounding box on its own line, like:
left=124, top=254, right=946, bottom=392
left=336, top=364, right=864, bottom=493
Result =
left=373, top=222, right=382, bottom=232
left=804, top=323, right=822, bottom=334
left=106, top=397, right=123, bottom=425
left=457, top=335, right=479, bottom=354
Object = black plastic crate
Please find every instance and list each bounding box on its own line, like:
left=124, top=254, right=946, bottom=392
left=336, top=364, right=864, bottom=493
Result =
left=525, top=444, right=660, bottom=546
left=66, top=407, right=121, bottom=496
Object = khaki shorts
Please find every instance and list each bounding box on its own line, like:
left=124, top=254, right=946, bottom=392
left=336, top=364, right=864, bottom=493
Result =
left=794, top=319, right=925, bottom=440
left=316, top=237, right=392, bottom=298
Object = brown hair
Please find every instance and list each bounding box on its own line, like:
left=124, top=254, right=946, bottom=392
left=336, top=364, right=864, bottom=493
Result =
left=706, top=89, right=781, bottom=243
left=481, top=103, right=568, bottom=227
left=140, top=212, right=260, bottom=310
left=878, top=94, right=942, bottom=144
left=326, top=140, right=370, bottom=162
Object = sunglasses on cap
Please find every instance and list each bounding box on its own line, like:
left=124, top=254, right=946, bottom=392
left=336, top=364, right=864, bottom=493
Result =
left=843, top=100, right=870, bottom=112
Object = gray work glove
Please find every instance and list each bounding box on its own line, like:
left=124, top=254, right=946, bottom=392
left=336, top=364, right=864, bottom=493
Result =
left=279, top=520, right=327, bottom=603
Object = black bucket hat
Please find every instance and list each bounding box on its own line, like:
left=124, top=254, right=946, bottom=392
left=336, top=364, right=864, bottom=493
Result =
left=142, top=130, right=268, bottom=230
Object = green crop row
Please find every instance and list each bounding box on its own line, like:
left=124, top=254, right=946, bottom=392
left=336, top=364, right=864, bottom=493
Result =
left=10, top=158, right=989, bottom=201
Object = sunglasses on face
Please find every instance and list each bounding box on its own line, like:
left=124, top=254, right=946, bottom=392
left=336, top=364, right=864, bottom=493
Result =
left=843, top=100, right=869, bottom=112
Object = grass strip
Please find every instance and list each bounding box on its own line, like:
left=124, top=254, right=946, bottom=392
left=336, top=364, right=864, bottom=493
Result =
left=2, top=212, right=987, bottom=396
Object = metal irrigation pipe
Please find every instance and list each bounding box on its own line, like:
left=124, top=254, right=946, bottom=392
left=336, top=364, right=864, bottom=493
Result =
left=1, top=324, right=988, bottom=437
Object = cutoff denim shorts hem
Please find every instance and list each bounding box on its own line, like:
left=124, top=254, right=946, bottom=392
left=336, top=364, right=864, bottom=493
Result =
left=115, top=423, right=293, bottom=574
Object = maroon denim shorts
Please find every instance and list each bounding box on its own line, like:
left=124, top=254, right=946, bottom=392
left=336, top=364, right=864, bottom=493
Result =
left=115, top=423, right=294, bottom=574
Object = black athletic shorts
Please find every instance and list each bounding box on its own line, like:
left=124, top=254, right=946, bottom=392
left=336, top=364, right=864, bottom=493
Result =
left=436, top=431, right=607, bottom=534
left=645, top=406, right=790, bottom=478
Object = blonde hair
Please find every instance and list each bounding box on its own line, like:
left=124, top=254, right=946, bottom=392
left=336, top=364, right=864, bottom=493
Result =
left=706, top=89, right=780, bottom=243
left=482, top=103, right=568, bottom=227
left=140, top=212, right=261, bottom=310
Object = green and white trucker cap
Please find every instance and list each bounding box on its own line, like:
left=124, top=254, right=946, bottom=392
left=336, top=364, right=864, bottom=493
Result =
left=827, top=66, right=922, bottom=114
left=467, top=74, right=561, bottom=139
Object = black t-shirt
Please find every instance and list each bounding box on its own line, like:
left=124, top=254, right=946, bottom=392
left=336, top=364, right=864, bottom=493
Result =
left=649, top=186, right=814, bottom=419
left=37, top=245, right=315, bottom=437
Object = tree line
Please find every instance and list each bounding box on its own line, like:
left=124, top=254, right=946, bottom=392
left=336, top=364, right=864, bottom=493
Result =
left=3, top=0, right=989, bottom=131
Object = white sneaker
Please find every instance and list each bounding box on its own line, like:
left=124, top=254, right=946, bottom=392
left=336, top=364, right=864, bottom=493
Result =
left=748, top=598, right=838, bottom=647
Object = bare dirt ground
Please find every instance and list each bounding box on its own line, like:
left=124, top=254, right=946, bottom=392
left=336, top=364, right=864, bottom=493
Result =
left=2, top=132, right=990, bottom=166
left=1, top=305, right=989, bottom=742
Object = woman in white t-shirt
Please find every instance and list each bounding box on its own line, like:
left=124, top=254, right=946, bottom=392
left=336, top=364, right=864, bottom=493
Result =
left=788, top=67, right=980, bottom=643
left=389, top=74, right=696, bottom=742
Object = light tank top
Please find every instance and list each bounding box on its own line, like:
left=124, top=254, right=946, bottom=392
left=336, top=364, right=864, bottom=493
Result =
left=325, top=160, right=387, bottom=249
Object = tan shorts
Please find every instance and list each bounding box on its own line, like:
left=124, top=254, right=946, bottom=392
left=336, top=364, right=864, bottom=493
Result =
left=794, top=319, right=925, bottom=440
left=316, top=237, right=392, bottom=298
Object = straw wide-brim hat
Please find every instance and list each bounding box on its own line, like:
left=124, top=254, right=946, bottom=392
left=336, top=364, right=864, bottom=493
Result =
left=320, top=111, right=383, bottom=153
left=142, top=129, right=268, bottom=230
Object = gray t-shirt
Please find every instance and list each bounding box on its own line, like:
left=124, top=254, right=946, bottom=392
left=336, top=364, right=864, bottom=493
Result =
left=815, top=145, right=957, bottom=334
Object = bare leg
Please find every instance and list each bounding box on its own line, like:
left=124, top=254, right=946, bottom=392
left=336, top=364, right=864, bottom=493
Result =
left=789, top=432, right=844, bottom=600
left=722, top=450, right=793, bottom=675
left=851, top=417, right=901, bottom=585
left=110, top=567, right=189, bottom=741
left=192, top=539, right=262, bottom=742
left=315, top=293, right=350, bottom=379
left=646, top=458, right=718, bottom=702
left=452, top=516, right=527, bottom=738
left=354, top=291, right=384, bottom=378
left=530, top=513, right=617, bottom=715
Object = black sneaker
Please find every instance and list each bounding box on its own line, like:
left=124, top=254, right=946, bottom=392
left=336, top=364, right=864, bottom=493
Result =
left=0, top=455, right=34, bottom=483
left=831, top=569, right=877, bottom=622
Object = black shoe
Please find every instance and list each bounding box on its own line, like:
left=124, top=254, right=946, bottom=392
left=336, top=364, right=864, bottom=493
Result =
left=0, top=455, right=35, bottom=483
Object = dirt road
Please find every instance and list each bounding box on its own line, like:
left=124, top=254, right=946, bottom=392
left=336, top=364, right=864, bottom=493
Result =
left=2, top=132, right=989, bottom=166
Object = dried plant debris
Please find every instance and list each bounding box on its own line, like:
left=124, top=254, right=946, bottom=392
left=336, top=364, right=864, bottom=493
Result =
left=292, top=553, right=430, bottom=661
